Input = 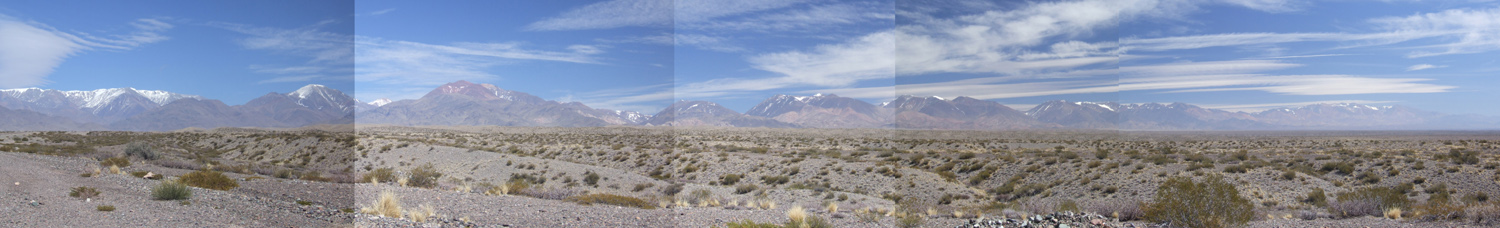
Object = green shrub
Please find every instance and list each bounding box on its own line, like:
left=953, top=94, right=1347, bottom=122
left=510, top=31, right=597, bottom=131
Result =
left=1320, top=162, right=1355, bottom=175
left=584, top=172, right=600, bottom=186
left=1144, top=176, right=1254, bottom=228
left=721, top=174, right=743, bottom=185
left=568, top=193, right=655, bottom=209
left=661, top=183, right=684, bottom=196
left=1330, top=187, right=1410, bottom=217
left=179, top=170, right=238, bottom=191
left=722, top=220, right=780, bottom=228
left=1303, top=188, right=1328, bottom=207
left=1464, top=192, right=1490, bottom=204
left=361, top=168, right=395, bottom=183
left=762, top=175, right=790, bottom=185
left=896, top=214, right=924, bottom=228
left=125, top=142, right=158, bottom=160
left=151, top=181, right=191, bottom=200
left=69, top=187, right=100, bottom=199
left=408, top=163, right=443, bottom=188
left=100, top=157, right=130, bottom=167
left=1058, top=199, right=1080, bottom=212
left=96, top=205, right=115, bottom=211
left=735, top=184, right=759, bottom=194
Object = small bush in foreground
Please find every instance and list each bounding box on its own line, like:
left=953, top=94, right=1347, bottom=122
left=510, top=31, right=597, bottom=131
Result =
left=407, top=164, right=443, bottom=189
left=69, top=186, right=100, bottom=199
left=1144, top=176, right=1254, bottom=228
left=151, top=181, right=191, bottom=200
left=569, top=193, right=655, bottom=209
left=96, top=205, right=115, bottom=211
left=179, top=170, right=239, bottom=191
left=1331, top=187, right=1410, bottom=218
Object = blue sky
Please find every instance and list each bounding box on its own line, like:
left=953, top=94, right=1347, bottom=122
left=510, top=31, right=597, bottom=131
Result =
left=0, top=0, right=353, bottom=105
left=3, top=0, right=1498, bottom=116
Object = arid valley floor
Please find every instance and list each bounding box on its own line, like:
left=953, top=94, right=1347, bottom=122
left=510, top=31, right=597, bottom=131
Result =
left=2, top=126, right=1498, bottom=227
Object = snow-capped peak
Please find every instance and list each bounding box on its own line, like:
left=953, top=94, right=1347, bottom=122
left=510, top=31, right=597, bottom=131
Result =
left=931, top=96, right=944, bottom=100
left=369, top=98, right=393, bottom=106
left=0, top=87, right=202, bottom=110
left=288, top=84, right=329, bottom=99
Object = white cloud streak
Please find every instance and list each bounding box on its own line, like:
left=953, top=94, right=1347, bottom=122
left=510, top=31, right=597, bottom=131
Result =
left=1406, top=64, right=1445, bottom=71
left=1125, top=7, right=1500, bottom=58
left=525, top=0, right=807, bottom=31
left=0, top=16, right=170, bottom=88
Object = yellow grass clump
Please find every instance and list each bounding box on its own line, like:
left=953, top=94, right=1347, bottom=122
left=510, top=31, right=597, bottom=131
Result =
left=360, top=191, right=403, bottom=218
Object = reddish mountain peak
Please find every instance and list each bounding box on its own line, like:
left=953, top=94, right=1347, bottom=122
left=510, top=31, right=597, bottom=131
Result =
left=425, top=80, right=509, bottom=100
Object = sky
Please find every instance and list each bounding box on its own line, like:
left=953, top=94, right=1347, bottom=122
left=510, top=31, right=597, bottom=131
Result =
left=0, top=0, right=354, bottom=105
left=3, top=0, right=1498, bottom=116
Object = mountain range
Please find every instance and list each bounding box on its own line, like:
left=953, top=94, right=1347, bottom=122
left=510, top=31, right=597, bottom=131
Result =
left=2, top=80, right=1496, bottom=131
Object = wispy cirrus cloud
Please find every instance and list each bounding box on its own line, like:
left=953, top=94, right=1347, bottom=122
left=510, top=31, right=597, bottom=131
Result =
left=0, top=15, right=171, bottom=88
left=1197, top=100, right=1398, bottom=113
left=1406, top=64, right=1446, bottom=71
left=524, top=0, right=807, bottom=31
left=1124, top=6, right=1500, bottom=58
left=369, top=8, right=397, bottom=16
left=213, top=21, right=353, bottom=85
left=354, top=37, right=608, bottom=100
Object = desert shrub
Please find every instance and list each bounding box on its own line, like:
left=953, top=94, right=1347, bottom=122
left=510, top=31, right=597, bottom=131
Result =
left=1471, top=204, right=1500, bottom=225
left=407, top=164, right=443, bottom=189
left=1303, top=188, right=1328, bottom=207
left=723, top=220, right=781, bottom=228
left=100, top=157, right=130, bottom=168
left=1330, top=187, right=1410, bottom=218
left=178, top=170, right=239, bottom=191
left=1320, top=162, right=1355, bottom=175
left=584, top=172, right=600, bottom=186
left=523, top=187, right=582, bottom=200
left=125, top=142, right=158, bottom=160
left=632, top=183, right=653, bottom=192
left=97, top=205, right=115, bottom=211
left=736, top=184, right=759, bottom=194
left=968, top=167, right=997, bottom=185
left=661, top=183, right=685, bottom=196
left=151, top=181, right=191, bottom=200
left=1143, top=176, right=1254, bottom=228
left=762, top=175, right=791, bottom=185
left=69, top=187, right=100, bottom=199
left=1413, top=202, right=1465, bottom=221
left=1088, top=200, right=1145, bottom=221
left=1446, top=149, right=1480, bottom=165
left=896, top=213, right=924, bottom=228
left=361, top=168, right=396, bottom=183
left=1463, top=192, right=1490, bottom=204
left=721, top=174, right=743, bottom=185
left=688, top=189, right=713, bottom=204
left=1057, top=199, right=1080, bottom=212
left=1356, top=171, right=1381, bottom=184
left=569, top=193, right=655, bottom=209
left=784, top=206, right=832, bottom=228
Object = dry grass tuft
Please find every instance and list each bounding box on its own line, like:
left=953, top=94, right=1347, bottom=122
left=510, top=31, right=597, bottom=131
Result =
left=1384, top=208, right=1402, bottom=220
left=406, top=204, right=436, bottom=222
left=361, top=191, right=403, bottom=218
left=108, top=165, right=121, bottom=175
